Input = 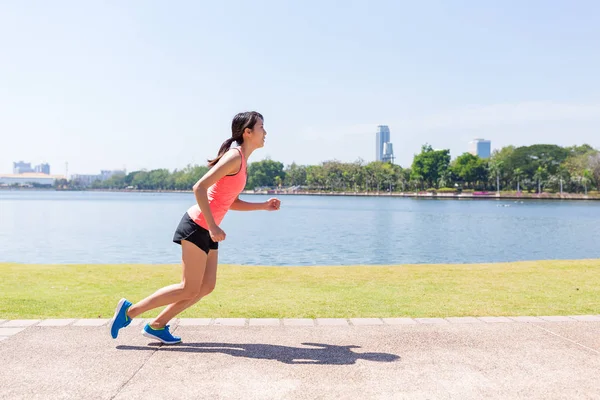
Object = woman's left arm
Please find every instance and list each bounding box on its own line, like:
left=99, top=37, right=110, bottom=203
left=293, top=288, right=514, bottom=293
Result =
left=230, top=197, right=281, bottom=211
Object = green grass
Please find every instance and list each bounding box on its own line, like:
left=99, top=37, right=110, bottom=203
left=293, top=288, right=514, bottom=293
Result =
left=1, top=260, right=599, bottom=319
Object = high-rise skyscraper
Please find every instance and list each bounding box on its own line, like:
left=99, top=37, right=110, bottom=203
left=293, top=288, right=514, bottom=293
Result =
left=469, top=138, right=491, bottom=159
left=376, top=125, right=395, bottom=163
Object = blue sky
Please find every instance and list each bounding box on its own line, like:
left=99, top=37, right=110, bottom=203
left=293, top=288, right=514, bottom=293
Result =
left=1, top=0, right=599, bottom=175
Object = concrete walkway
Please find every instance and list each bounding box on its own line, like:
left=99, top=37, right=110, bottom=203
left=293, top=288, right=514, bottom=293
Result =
left=1, top=316, right=599, bottom=399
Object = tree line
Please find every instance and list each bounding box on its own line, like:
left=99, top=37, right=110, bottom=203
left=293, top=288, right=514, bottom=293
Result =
left=62, top=143, right=600, bottom=194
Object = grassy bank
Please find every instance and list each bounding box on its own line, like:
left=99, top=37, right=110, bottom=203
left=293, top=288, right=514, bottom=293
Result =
left=1, top=260, right=599, bottom=319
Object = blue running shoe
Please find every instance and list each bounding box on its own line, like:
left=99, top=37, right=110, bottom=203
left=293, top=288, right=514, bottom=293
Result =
left=109, top=298, right=133, bottom=339
left=142, top=323, right=182, bottom=344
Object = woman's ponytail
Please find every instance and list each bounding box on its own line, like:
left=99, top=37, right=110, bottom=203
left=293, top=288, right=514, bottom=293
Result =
left=208, top=137, right=236, bottom=167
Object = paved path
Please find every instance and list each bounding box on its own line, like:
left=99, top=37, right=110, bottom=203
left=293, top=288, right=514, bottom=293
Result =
left=1, top=317, right=599, bottom=399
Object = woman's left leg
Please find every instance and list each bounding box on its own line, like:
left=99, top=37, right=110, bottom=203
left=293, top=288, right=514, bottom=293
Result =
left=151, top=249, right=219, bottom=327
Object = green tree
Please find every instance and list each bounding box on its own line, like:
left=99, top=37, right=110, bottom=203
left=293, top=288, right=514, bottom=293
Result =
left=397, top=167, right=411, bottom=192
left=148, top=169, right=172, bottom=190
left=345, top=160, right=365, bottom=192
left=565, top=144, right=596, bottom=157
left=322, top=161, right=345, bottom=191
left=246, top=159, right=285, bottom=189
left=411, top=173, right=423, bottom=191
left=178, top=165, right=209, bottom=190
left=451, top=153, right=486, bottom=189
left=305, top=165, right=326, bottom=189
left=365, top=161, right=393, bottom=192
left=131, top=171, right=150, bottom=190
left=284, top=163, right=307, bottom=187
left=508, top=145, right=568, bottom=190
left=490, top=146, right=515, bottom=188
left=411, top=144, right=451, bottom=189
left=382, top=162, right=400, bottom=192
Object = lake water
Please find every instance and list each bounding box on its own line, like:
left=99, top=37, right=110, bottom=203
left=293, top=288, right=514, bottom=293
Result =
left=1, top=190, right=599, bottom=266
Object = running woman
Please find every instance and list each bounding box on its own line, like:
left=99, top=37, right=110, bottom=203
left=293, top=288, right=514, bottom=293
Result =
left=109, top=111, right=281, bottom=344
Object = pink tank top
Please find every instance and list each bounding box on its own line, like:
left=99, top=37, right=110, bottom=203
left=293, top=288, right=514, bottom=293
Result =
left=187, top=147, right=247, bottom=230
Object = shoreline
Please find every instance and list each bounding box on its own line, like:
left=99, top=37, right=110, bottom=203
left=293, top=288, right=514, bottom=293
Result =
left=3, top=187, right=599, bottom=201
left=243, top=190, right=600, bottom=201
left=4, top=257, right=600, bottom=266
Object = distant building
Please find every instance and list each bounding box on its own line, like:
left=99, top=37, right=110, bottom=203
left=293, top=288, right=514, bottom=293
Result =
left=13, top=161, right=34, bottom=174
left=0, top=173, right=63, bottom=186
left=70, top=174, right=102, bottom=187
left=376, top=125, right=395, bottom=163
left=71, top=169, right=127, bottom=187
left=34, top=163, right=50, bottom=174
left=13, top=161, right=51, bottom=174
left=469, top=139, right=491, bottom=159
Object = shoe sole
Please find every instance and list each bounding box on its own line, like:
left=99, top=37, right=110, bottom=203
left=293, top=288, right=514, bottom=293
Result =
left=108, top=298, right=127, bottom=338
left=142, top=329, right=182, bottom=345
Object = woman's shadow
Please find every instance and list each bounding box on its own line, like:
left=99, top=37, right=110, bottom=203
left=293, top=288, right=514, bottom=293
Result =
left=118, top=342, right=400, bottom=365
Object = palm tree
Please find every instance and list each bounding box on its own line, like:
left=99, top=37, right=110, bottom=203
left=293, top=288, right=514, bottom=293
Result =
left=546, top=175, right=560, bottom=193
left=533, top=166, right=548, bottom=194
left=557, top=166, right=570, bottom=195
left=582, top=169, right=592, bottom=195
left=488, top=160, right=503, bottom=194
left=438, top=170, right=451, bottom=189
left=411, top=174, right=423, bottom=191
left=397, top=171, right=408, bottom=192
left=513, top=168, right=523, bottom=192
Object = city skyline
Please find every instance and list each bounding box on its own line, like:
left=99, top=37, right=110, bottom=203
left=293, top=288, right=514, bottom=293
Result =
left=12, top=161, right=51, bottom=175
left=3, top=160, right=126, bottom=179
left=6, top=133, right=600, bottom=177
left=2, top=2, right=600, bottom=174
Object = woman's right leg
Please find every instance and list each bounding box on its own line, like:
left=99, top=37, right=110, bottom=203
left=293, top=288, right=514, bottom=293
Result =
left=126, top=240, right=207, bottom=319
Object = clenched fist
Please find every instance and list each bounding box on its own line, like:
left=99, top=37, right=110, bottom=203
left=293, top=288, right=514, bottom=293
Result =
left=264, top=198, right=281, bottom=211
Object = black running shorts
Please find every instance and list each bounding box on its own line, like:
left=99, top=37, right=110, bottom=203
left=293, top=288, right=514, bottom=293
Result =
left=172, top=212, right=218, bottom=254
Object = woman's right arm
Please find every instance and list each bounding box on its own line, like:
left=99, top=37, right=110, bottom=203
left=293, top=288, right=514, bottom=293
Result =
left=192, top=150, right=241, bottom=241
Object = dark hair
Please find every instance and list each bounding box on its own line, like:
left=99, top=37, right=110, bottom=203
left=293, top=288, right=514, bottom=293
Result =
left=207, top=111, right=264, bottom=167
